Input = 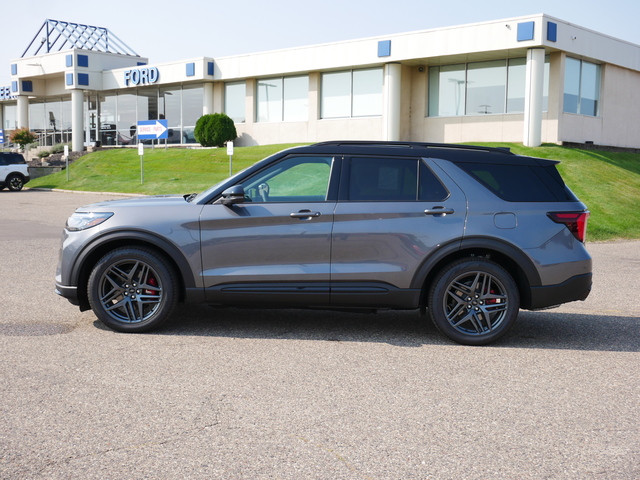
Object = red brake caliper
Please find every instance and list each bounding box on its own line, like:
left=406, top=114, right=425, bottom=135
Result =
left=145, top=276, right=158, bottom=296
left=486, top=289, right=498, bottom=305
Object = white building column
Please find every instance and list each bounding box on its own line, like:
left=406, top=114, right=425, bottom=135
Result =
left=245, top=79, right=255, bottom=125
left=71, top=89, right=84, bottom=152
left=523, top=47, right=545, bottom=147
left=383, top=63, right=402, bottom=141
left=17, top=95, right=29, bottom=129
left=203, top=82, right=214, bottom=115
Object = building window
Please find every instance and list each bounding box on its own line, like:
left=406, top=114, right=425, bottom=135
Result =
left=466, top=60, right=507, bottom=115
left=117, top=93, right=137, bottom=145
left=257, top=75, right=309, bottom=122
left=182, top=85, right=203, bottom=143
left=506, top=58, right=526, bottom=113
left=428, top=58, right=549, bottom=117
left=321, top=68, right=383, bottom=119
left=29, top=102, right=46, bottom=131
left=428, top=64, right=466, bottom=117
left=160, top=87, right=181, bottom=144
left=3, top=104, right=17, bottom=131
left=99, top=93, right=117, bottom=146
left=225, top=82, right=246, bottom=123
left=257, top=77, right=282, bottom=122
left=352, top=69, right=383, bottom=117
left=284, top=76, right=308, bottom=121
left=564, top=57, right=600, bottom=116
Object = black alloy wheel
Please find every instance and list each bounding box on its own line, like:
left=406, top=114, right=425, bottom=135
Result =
left=88, top=247, right=178, bottom=332
left=428, top=258, right=520, bottom=345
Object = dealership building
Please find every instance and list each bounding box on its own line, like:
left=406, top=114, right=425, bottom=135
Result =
left=2, top=14, right=639, bottom=152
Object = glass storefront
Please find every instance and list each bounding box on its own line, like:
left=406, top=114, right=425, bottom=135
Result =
left=25, top=97, right=73, bottom=146
left=95, top=85, right=203, bottom=146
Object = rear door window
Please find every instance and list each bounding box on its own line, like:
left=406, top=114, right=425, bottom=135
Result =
left=346, top=157, right=448, bottom=201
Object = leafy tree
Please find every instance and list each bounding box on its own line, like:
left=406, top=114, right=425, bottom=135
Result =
left=9, top=127, right=38, bottom=151
left=194, top=113, right=237, bottom=148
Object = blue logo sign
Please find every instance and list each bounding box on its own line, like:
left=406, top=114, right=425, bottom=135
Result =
left=138, top=120, right=168, bottom=139
left=124, top=67, right=159, bottom=86
left=0, top=130, right=4, bottom=144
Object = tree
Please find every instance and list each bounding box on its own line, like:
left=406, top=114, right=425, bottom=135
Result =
left=9, top=127, right=38, bottom=151
left=194, top=113, right=237, bottom=148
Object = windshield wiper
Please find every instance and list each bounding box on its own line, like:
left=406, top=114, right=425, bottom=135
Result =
left=184, top=193, right=198, bottom=203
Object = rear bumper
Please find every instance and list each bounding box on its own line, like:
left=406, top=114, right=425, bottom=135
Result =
left=527, top=273, right=592, bottom=310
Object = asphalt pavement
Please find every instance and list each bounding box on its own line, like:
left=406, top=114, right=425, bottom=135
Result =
left=1, top=189, right=638, bottom=479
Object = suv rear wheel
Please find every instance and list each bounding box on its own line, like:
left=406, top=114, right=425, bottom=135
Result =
left=428, top=258, right=520, bottom=345
left=88, top=247, right=179, bottom=332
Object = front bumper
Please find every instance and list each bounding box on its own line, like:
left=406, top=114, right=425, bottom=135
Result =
left=55, top=283, right=79, bottom=306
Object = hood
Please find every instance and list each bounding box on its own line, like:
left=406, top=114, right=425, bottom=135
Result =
left=76, top=194, right=189, bottom=211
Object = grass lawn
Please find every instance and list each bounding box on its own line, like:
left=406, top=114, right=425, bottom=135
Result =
left=28, top=142, right=640, bottom=242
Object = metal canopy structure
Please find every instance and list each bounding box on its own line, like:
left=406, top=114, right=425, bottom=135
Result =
left=22, top=19, right=139, bottom=58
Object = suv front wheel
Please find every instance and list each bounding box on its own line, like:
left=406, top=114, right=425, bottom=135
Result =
left=428, top=258, right=520, bottom=345
left=88, top=247, right=179, bottom=332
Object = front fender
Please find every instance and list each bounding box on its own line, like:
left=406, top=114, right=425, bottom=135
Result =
left=70, top=229, right=200, bottom=292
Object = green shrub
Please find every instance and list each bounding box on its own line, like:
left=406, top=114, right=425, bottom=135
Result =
left=37, top=150, right=51, bottom=158
left=194, top=113, right=237, bottom=148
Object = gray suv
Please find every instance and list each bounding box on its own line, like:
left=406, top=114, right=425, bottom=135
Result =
left=55, top=142, right=592, bottom=345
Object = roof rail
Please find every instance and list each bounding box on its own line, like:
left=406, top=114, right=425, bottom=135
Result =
left=311, top=140, right=513, bottom=155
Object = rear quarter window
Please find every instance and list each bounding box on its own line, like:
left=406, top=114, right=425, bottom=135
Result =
left=456, top=163, right=578, bottom=202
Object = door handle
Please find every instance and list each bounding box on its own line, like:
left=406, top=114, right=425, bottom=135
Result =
left=290, top=210, right=321, bottom=219
left=424, top=207, right=455, bottom=216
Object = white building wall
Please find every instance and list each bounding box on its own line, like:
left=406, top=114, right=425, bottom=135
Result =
left=559, top=63, right=640, bottom=148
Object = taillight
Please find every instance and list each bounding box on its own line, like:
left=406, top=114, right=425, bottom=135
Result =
left=548, top=211, right=590, bottom=243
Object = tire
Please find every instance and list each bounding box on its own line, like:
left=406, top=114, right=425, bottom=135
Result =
left=7, top=174, right=24, bottom=191
left=428, top=258, right=520, bottom=346
left=88, top=247, right=179, bottom=333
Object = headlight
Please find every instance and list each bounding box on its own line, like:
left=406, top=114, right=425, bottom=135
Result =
left=66, top=212, right=113, bottom=231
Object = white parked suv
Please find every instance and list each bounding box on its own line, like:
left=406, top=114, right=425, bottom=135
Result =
left=0, top=152, right=30, bottom=191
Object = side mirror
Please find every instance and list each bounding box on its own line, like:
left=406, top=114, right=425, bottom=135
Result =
left=221, top=185, right=246, bottom=206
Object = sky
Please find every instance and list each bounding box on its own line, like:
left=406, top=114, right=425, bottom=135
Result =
left=1, top=0, right=639, bottom=85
